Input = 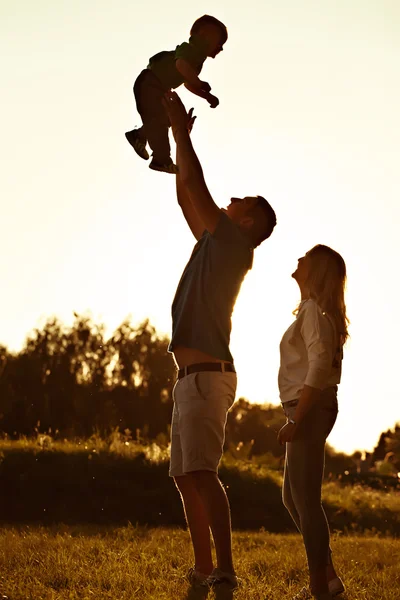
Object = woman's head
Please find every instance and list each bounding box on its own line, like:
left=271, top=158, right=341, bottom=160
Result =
left=293, top=244, right=349, bottom=344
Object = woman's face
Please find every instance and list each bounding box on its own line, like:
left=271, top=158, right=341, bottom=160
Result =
left=292, top=253, right=311, bottom=284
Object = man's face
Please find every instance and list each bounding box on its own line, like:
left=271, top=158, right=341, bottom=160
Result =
left=223, top=196, right=258, bottom=223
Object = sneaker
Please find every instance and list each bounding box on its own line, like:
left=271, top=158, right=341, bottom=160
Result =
left=149, top=158, right=179, bottom=174
left=328, top=576, right=345, bottom=596
left=186, top=566, right=209, bottom=586
left=202, top=568, right=239, bottom=590
left=125, top=129, right=149, bottom=160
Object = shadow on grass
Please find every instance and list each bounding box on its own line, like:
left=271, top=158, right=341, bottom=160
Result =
left=181, top=584, right=234, bottom=600
left=182, top=585, right=209, bottom=600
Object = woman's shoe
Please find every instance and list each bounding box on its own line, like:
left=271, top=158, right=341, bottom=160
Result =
left=328, top=576, right=345, bottom=596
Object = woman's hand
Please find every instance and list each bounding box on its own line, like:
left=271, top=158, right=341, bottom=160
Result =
left=278, top=422, right=298, bottom=445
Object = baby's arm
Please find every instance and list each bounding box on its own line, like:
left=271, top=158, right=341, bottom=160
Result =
left=176, top=59, right=206, bottom=90
left=176, top=59, right=219, bottom=108
left=184, top=83, right=219, bottom=108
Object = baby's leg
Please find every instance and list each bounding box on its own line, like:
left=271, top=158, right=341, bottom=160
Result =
left=134, top=72, right=171, bottom=165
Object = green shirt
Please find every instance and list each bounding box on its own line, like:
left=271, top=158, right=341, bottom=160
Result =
left=147, top=35, right=209, bottom=90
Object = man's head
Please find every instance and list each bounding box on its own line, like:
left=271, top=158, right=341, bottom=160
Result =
left=223, top=196, right=277, bottom=247
left=190, top=15, right=228, bottom=58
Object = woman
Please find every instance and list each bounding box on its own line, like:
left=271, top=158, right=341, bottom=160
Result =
left=277, top=244, right=349, bottom=600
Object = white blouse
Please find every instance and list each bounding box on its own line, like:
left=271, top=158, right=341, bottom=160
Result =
left=278, top=299, right=342, bottom=403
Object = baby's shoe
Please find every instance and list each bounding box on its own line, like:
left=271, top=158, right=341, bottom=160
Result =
left=149, top=158, right=178, bottom=174
left=125, top=129, right=149, bottom=160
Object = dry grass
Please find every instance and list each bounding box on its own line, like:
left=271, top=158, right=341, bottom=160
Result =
left=1, top=525, right=399, bottom=600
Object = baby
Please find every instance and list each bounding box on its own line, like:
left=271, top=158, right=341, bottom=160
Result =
left=125, top=15, right=227, bottom=174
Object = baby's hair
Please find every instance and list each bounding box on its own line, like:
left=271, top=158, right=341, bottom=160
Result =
left=190, top=15, right=228, bottom=45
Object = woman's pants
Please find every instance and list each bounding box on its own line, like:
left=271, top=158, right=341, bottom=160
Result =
left=282, top=387, right=338, bottom=574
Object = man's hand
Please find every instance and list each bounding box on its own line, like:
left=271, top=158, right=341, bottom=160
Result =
left=163, top=92, right=192, bottom=140
left=206, top=94, right=219, bottom=109
left=277, top=422, right=298, bottom=445
left=187, top=107, right=196, bottom=134
left=163, top=92, right=220, bottom=235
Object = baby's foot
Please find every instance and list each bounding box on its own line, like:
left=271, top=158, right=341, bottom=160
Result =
left=125, top=129, right=149, bottom=160
left=149, top=158, right=178, bottom=174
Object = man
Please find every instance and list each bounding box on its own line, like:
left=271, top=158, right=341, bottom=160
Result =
left=163, top=92, right=277, bottom=589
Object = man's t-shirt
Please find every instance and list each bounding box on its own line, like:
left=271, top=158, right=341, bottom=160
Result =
left=169, top=213, right=254, bottom=363
left=147, top=35, right=209, bottom=90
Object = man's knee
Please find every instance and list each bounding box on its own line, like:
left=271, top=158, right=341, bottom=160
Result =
left=174, top=473, right=202, bottom=496
left=190, top=470, right=219, bottom=483
left=176, top=470, right=218, bottom=492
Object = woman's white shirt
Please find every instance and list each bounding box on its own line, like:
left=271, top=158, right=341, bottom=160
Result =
left=278, top=299, right=342, bottom=403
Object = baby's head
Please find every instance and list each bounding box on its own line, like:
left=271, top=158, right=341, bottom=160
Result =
left=190, top=15, right=228, bottom=58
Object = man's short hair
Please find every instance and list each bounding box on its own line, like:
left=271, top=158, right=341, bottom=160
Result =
left=190, top=15, right=228, bottom=45
left=250, top=196, right=277, bottom=247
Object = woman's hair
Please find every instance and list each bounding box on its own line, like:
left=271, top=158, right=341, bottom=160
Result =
left=296, top=244, right=349, bottom=345
left=190, top=15, right=228, bottom=45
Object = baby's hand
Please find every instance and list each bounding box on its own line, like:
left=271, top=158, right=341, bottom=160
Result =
left=200, top=81, right=211, bottom=93
left=207, top=94, right=219, bottom=109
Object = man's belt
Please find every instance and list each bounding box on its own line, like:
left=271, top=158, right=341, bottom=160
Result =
left=177, top=362, right=236, bottom=380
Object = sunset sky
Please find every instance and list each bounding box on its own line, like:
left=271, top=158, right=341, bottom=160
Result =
left=1, top=0, right=399, bottom=454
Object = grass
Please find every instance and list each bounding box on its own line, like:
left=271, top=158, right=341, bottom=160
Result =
left=1, top=525, right=400, bottom=600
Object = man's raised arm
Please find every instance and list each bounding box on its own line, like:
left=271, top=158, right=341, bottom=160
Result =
left=163, top=92, right=221, bottom=234
left=176, top=147, right=206, bottom=241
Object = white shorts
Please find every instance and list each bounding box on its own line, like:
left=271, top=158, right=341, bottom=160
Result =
left=169, top=371, right=237, bottom=477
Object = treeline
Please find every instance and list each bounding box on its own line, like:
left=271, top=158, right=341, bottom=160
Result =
left=0, top=314, right=399, bottom=471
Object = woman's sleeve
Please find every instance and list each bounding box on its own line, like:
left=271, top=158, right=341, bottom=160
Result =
left=300, top=301, right=335, bottom=389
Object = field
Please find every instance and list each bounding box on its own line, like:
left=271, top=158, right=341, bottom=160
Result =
left=1, top=525, right=400, bottom=600
left=1, top=438, right=399, bottom=599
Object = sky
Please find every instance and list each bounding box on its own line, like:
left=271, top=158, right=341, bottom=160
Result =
left=1, top=0, right=399, bottom=454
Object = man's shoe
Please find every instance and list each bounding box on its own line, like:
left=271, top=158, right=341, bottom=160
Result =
left=186, top=566, right=209, bottom=586
left=149, top=158, right=179, bottom=174
left=328, top=577, right=345, bottom=596
left=125, top=129, right=149, bottom=160
left=202, top=568, right=239, bottom=590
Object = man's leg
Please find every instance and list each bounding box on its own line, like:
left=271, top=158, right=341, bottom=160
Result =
left=174, top=474, right=213, bottom=576
left=176, top=371, right=237, bottom=578
left=190, top=470, right=234, bottom=574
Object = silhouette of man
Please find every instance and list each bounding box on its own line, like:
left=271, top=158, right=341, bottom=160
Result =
left=163, top=92, right=277, bottom=588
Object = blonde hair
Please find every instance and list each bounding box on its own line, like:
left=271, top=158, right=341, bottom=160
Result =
left=295, top=244, right=349, bottom=345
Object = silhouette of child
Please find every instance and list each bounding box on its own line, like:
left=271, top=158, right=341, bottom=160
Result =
left=125, top=15, right=227, bottom=174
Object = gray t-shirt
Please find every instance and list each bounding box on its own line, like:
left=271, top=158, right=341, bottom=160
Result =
left=169, top=213, right=253, bottom=362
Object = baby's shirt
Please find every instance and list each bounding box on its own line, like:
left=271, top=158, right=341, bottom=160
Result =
left=147, top=34, right=209, bottom=90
